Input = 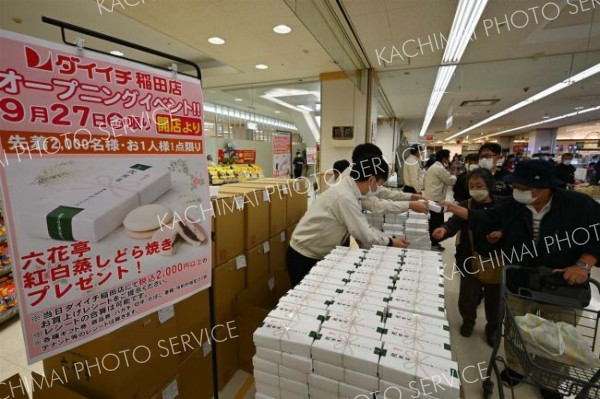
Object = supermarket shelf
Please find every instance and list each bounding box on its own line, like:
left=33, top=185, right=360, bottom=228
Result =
left=0, top=265, right=11, bottom=277
left=0, top=307, right=18, bottom=325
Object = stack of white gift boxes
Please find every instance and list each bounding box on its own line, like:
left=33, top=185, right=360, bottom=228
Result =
left=253, top=246, right=459, bottom=399
left=376, top=211, right=432, bottom=250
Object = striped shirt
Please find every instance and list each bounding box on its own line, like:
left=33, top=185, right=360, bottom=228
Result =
left=527, top=198, right=552, bottom=243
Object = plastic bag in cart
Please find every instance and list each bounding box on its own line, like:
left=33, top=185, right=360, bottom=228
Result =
left=516, top=313, right=600, bottom=368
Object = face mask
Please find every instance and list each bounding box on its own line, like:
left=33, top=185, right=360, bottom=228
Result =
left=365, top=179, right=379, bottom=197
left=563, top=160, right=572, bottom=165
left=513, top=189, right=537, bottom=204
left=479, top=158, right=495, bottom=170
left=469, top=189, right=489, bottom=202
left=467, top=164, right=479, bottom=172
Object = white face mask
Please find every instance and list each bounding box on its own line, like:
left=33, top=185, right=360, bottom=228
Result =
left=513, top=189, right=537, bottom=204
left=469, top=189, right=489, bottom=202
left=479, top=158, right=495, bottom=170
left=467, top=164, right=479, bottom=172
left=365, top=179, right=379, bottom=197
left=563, top=160, right=572, bottom=165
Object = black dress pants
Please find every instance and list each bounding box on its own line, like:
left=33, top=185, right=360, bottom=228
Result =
left=286, top=246, right=319, bottom=287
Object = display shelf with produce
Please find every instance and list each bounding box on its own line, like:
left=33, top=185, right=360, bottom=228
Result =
left=0, top=200, right=17, bottom=326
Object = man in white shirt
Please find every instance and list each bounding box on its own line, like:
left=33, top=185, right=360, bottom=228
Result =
left=287, top=152, right=409, bottom=286
left=425, top=149, right=456, bottom=249
left=347, top=143, right=429, bottom=215
left=403, top=144, right=424, bottom=194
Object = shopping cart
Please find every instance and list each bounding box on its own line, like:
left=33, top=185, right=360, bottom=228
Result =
left=483, top=265, right=600, bottom=399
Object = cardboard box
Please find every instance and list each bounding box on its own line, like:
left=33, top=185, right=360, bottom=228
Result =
left=1, top=374, right=31, bottom=399
left=215, top=321, right=239, bottom=391
left=213, top=257, right=246, bottom=325
left=149, top=345, right=214, bottom=399
left=258, top=178, right=309, bottom=225
left=212, top=194, right=245, bottom=264
left=286, top=223, right=298, bottom=247
left=218, top=186, right=270, bottom=249
left=269, top=233, right=287, bottom=274
left=236, top=275, right=279, bottom=373
left=245, top=243, right=270, bottom=287
left=42, top=311, right=180, bottom=399
left=231, top=182, right=287, bottom=235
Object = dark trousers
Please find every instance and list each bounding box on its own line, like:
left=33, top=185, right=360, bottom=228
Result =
left=403, top=185, right=417, bottom=194
left=459, top=273, right=500, bottom=336
left=286, top=246, right=319, bottom=287
left=428, top=210, right=445, bottom=246
left=293, top=169, right=303, bottom=178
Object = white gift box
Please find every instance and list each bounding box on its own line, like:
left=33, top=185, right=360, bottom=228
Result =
left=255, top=347, right=313, bottom=373
left=253, top=317, right=318, bottom=357
left=331, top=298, right=387, bottom=316
left=21, top=163, right=171, bottom=242
left=293, top=282, right=345, bottom=298
left=254, top=370, right=280, bottom=398
left=311, top=328, right=382, bottom=375
left=385, top=311, right=450, bottom=338
left=393, top=285, right=445, bottom=302
left=279, top=290, right=333, bottom=310
left=313, top=361, right=380, bottom=392
left=390, top=291, right=445, bottom=307
left=379, top=345, right=460, bottom=399
left=339, top=381, right=377, bottom=398
left=381, top=324, right=452, bottom=359
left=396, top=279, right=445, bottom=292
left=269, top=302, right=328, bottom=324
left=253, top=356, right=279, bottom=375
left=336, top=292, right=391, bottom=308
left=279, top=364, right=309, bottom=383
left=388, top=298, right=446, bottom=320
left=303, top=274, right=352, bottom=287
left=322, top=312, right=385, bottom=341
left=327, top=302, right=385, bottom=322
left=345, top=279, right=395, bottom=294
left=255, top=393, right=277, bottom=399
left=308, top=373, right=339, bottom=394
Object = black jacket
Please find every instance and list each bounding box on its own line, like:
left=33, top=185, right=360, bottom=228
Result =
left=468, top=189, right=600, bottom=269
left=554, top=163, right=575, bottom=187
left=442, top=198, right=503, bottom=273
left=492, top=168, right=513, bottom=197
left=453, top=172, right=470, bottom=202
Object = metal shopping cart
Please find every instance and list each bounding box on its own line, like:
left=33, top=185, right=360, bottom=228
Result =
left=483, top=265, right=600, bottom=399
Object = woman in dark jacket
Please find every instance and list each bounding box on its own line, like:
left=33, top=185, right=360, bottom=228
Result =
left=433, top=168, right=504, bottom=346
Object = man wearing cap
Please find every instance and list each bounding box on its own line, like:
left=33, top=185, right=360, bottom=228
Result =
left=402, top=144, right=425, bottom=194
left=442, top=159, right=600, bottom=399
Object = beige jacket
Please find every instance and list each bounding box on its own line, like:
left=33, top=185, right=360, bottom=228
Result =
left=402, top=154, right=424, bottom=190
left=290, top=175, right=391, bottom=259
left=361, top=187, right=413, bottom=214
left=424, top=161, right=457, bottom=201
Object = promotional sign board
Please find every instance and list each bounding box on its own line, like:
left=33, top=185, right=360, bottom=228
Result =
left=0, top=30, right=211, bottom=363
left=272, top=132, right=291, bottom=178
left=217, top=148, right=256, bottom=164
left=306, top=147, right=317, bottom=165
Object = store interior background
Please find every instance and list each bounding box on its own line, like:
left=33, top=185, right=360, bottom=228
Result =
left=1, top=0, right=600, bottom=398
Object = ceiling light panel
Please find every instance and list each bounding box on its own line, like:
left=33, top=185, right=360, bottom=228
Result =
left=208, top=37, right=225, bottom=45
left=273, top=24, right=292, bottom=34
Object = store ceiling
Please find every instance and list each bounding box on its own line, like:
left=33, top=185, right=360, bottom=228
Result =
left=1, top=0, right=599, bottom=142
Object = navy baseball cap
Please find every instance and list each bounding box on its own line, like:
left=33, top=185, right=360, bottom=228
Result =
left=504, top=159, right=562, bottom=188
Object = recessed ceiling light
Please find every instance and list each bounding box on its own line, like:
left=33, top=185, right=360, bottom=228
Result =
left=110, top=50, right=124, bottom=57
left=255, top=64, right=269, bottom=70
left=208, top=37, right=225, bottom=45
left=274, top=110, right=281, bottom=114
left=234, top=98, right=243, bottom=102
left=574, top=106, right=586, bottom=110
left=273, top=24, right=292, bottom=34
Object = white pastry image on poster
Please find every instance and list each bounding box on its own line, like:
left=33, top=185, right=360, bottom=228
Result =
left=2, top=156, right=212, bottom=361
left=272, top=132, right=291, bottom=178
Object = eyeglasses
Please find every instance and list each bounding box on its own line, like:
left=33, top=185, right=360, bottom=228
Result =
left=479, top=155, right=494, bottom=159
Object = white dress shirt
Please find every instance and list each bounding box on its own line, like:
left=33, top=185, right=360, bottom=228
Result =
left=290, top=175, right=391, bottom=259
left=424, top=161, right=457, bottom=202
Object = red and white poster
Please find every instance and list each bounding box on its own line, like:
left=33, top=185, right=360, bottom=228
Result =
left=306, top=147, right=317, bottom=165
left=217, top=148, right=256, bottom=164
left=272, top=132, right=291, bottom=178
left=0, top=30, right=211, bottom=363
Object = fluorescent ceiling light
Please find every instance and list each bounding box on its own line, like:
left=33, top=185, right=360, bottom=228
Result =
left=234, top=98, right=243, bottom=102
left=420, top=65, right=456, bottom=136
left=419, top=0, right=488, bottom=136
left=208, top=37, right=225, bottom=45
left=274, top=110, right=281, bottom=114
left=261, top=91, right=321, bottom=142
left=203, top=102, right=297, bottom=131
left=273, top=24, right=292, bottom=34
left=255, top=64, right=269, bottom=70
left=481, top=105, right=600, bottom=140
left=110, top=50, right=124, bottom=56
left=446, top=61, right=600, bottom=140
